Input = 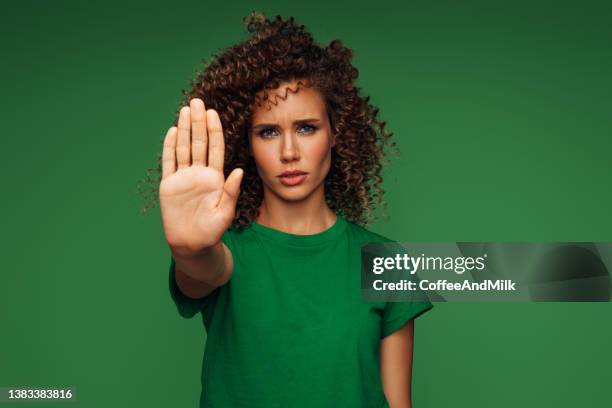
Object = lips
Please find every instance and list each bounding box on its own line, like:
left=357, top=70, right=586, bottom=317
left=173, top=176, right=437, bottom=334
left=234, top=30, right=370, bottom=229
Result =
left=279, top=170, right=307, bottom=177
left=278, top=170, right=308, bottom=186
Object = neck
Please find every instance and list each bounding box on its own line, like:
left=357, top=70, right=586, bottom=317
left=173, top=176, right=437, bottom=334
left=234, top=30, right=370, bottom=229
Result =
left=255, top=184, right=337, bottom=235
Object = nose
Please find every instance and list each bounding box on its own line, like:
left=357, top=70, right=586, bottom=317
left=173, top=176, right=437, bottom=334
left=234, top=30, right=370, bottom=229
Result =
left=280, top=131, right=300, bottom=163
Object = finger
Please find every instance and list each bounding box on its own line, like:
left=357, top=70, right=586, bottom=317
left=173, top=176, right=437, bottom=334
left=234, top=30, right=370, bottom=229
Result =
left=161, top=126, right=178, bottom=180
left=190, top=98, right=208, bottom=166
left=176, top=106, right=191, bottom=169
left=207, top=109, right=225, bottom=172
left=218, top=168, right=244, bottom=211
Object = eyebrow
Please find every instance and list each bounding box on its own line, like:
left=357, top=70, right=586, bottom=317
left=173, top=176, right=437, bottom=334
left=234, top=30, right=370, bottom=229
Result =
left=251, top=118, right=321, bottom=130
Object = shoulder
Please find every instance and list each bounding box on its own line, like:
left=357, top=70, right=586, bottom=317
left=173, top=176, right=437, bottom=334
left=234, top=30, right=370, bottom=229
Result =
left=220, top=225, right=252, bottom=248
left=344, top=218, right=394, bottom=244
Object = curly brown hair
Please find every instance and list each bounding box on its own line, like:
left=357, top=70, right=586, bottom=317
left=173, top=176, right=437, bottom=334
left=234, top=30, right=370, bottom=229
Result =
left=137, top=12, right=398, bottom=231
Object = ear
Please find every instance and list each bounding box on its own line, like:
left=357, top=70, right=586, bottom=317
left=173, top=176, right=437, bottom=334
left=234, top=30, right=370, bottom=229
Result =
left=331, top=133, right=337, bottom=148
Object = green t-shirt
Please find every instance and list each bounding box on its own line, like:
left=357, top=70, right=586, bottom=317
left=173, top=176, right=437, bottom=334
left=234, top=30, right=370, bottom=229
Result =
left=168, top=215, right=433, bottom=408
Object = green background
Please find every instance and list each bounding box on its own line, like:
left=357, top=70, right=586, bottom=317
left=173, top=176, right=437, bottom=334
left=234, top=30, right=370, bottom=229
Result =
left=1, top=0, right=611, bottom=406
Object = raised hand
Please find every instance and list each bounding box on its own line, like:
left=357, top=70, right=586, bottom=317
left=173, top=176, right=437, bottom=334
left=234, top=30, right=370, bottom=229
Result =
left=159, top=98, right=243, bottom=257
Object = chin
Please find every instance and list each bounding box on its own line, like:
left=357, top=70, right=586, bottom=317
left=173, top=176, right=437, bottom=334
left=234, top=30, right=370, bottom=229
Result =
left=263, top=180, right=315, bottom=202
left=275, top=188, right=313, bottom=202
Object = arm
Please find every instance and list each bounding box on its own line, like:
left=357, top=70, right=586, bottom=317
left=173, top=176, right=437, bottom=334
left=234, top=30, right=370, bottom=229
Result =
left=159, top=97, right=243, bottom=300
left=173, top=240, right=234, bottom=299
left=380, top=319, right=415, bottom=408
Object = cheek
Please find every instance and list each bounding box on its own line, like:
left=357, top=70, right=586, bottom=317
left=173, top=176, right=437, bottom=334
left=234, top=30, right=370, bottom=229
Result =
left=308, top=138, right=333, bottom=167
left=251, top=143, right=276, bottom=176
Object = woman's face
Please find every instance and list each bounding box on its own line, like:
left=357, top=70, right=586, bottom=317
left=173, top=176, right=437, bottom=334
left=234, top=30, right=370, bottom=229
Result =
left=249, top=80, right=334, bottom=202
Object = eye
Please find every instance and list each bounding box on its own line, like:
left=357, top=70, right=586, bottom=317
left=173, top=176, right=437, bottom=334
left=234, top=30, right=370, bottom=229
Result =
left=257, top=127, right=278, bottom=138
left=298, top=124, right=317, bottom=134
left=255, top=124, right=318, bottom=138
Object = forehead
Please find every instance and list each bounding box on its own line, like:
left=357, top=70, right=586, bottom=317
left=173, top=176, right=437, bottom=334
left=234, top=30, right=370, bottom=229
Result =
left=251, top=81, right=327, bottom=124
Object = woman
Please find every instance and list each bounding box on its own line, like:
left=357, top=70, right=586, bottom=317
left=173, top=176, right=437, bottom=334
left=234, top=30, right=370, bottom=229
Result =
left=152, top=12, right=432, bottom=408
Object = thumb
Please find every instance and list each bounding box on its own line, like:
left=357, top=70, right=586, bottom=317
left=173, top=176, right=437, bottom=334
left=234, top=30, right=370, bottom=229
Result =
left=219, top=168, right=244, bottom=212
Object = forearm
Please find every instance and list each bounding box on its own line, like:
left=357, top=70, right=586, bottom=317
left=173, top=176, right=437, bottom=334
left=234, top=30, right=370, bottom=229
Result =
left=172, top=241, right=232, bottom=288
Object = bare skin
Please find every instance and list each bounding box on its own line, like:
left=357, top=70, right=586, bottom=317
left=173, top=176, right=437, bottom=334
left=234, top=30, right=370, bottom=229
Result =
left=249, top=81, right=337, bottom=233
left=381, top=320, right=415, bottom=408
left=159, top=79, right=416, bottom=407
left=159, top=98, right=242, bottom=297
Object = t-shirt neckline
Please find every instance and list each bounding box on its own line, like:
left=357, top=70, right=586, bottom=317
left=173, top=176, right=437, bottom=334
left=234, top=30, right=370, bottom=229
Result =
left=249, top=215, right=347, bottom=246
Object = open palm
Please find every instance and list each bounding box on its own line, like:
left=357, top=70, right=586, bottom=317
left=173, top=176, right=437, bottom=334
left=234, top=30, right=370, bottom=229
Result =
left=159, top=98, right=243, bottom=256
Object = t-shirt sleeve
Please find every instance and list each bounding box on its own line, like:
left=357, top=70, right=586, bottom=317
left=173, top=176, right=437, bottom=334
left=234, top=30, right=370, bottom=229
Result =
left=167, top=232, right=233, bottom=319
left=379, top=241, right=434, bottom=338
left=168, top=255, right=220, bottom=319
left=381, top=298, right=433, bottom=338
